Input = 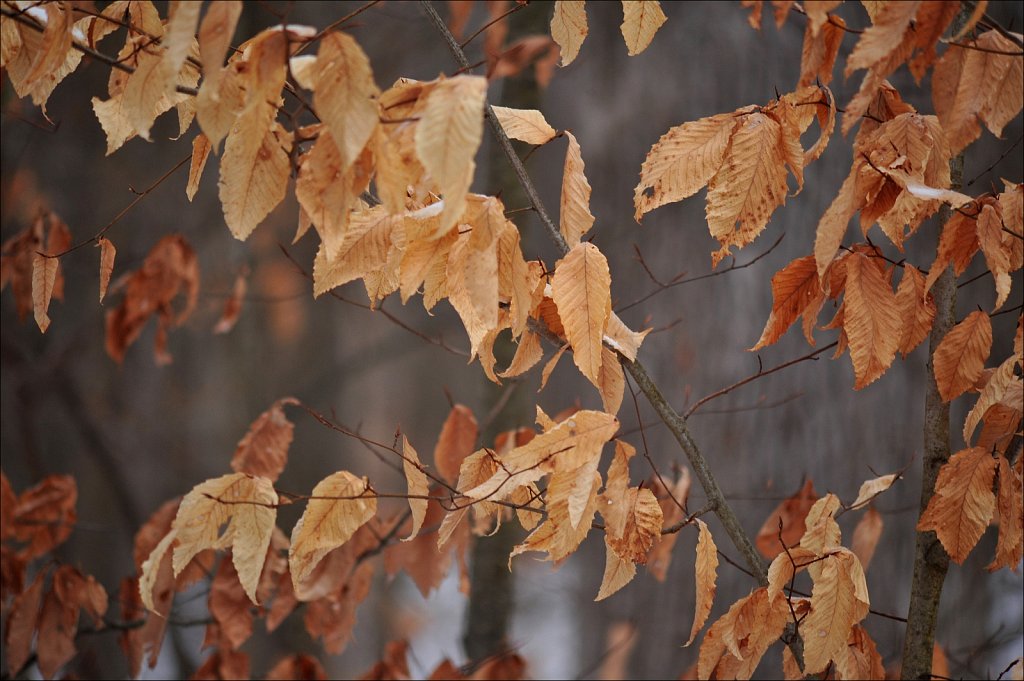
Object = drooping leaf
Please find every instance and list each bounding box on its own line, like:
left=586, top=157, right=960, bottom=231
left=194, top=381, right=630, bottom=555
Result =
left=230, top=398, right=299, bottom=482
left=842, top=253, right=900, bottom=389
left=313, top=206, right=404, bottom=298
left=801, top=554, right=862, bottom=674
left=559, top=131, right=595, bottom=248
left=894, top=264, right=935, bottom=357
left=751, top=255, right=822, bottom=350
left=220, top=121, right=292, bottom=241
left=595, top=536, right=637, bottom=601
left=169, top=473, right=278, bottom=605
left=851, top=507, right=883, bottom=570
left=187, top=133, right=212, bottom=201
left=551, top=1, right=588, bottom=66
left=551, top=242, right=612, bottom=387
left=401, top=436, right=430, bottom=542
left=933, top=310, right=993, bottom=402
left=619, top=1, right=666, bottom=56
left=964, top=356, right=1019, bottom=444
left=918, top=447, right=998, bottom=564
left=31, top=252, right=58, bottom=333
left=987, top=452, right=1023, bottom=571
left=290, top=471, right=377, bottom=587
left=415, top=75, right=487, bottom=234
left=606, top=485, right=663, bottom=564
left=5, top=570, right=44, bottom=677
left=684, top=519, right=718, bottom=646
left=755, top=478, right=818, bottom=559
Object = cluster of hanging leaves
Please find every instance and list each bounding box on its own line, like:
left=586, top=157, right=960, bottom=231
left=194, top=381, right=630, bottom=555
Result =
left=2, top=473, right=110, bottom=680
left=550, top=0, right=667, bottom=64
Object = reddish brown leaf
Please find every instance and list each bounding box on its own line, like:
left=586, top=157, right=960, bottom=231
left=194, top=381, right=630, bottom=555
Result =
left=266, top=654, right=328, bottom=680
left=230, top=397, right=298, bottom=482
left=752, top=255, right=823, bottom=350
left=13, top=474, right=77, bottom=561
left=5, top=570, right=45, bottom=676
left=433, top=404, right=479, bottom=486
left=918, top=447, right=998, bottom=563
left=756, top=479, right=818, bottom=560
left=933, top=311, right=993, bottom=402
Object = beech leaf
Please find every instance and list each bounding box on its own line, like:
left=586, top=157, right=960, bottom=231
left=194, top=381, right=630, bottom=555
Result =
left=551, top=242, right=612, bottom=387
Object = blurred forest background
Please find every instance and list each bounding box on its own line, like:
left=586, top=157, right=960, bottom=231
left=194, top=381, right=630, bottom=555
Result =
left=1, top=1, right=1022, bottom=678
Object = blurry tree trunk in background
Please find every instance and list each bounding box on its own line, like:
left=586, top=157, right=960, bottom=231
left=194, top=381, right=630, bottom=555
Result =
left=902, top=154, right=963, bottom=680
left=461, top=3, right=547, bottom=664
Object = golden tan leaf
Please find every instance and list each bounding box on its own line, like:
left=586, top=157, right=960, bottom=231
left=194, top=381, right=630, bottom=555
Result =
left=491, top=105, right=557, bottom=145
left=895, top=265, right=935, bottom=357
left=620, top=1, right=666, bottom=56
left=289, top=471, right=377, bottom=587
left=600, top=440, right=635, bottom=540
left=446, top=232, right=497, bottom=358
left=97, top=237, right=116, bottom=304
left=186, top=133, right=211, bottom=202
left=604, top=311, right=650, bottom=362
left=400, top=224, right=455, bottom=307
left=752, top=255, right=822, bottom=350
left=313, top=207, right=403, bottom=297
left=804, top=1, right=841, bottom=37
left=704, top=587, right=790, bottom=680
left=756, top=478, right=818, bottom=560
left=220, top=121, right=292, bottom=240
left=559, top=131, right=595, bottom=248
left=849, top=473, right=899, bottom=510
left=169, top=473, right=277, bottom=605
left=551, top=1, right=587, bottom=66
left=540, top=342, right=569, bottom=391
left=844, top=1, right=919, bottom=77
left=842, top=254, right=900, bottom=389
left=401, top=436, right=430, bottom=542
left=511, top=471, right=601, bottom=563
left=597, top=346, right=625, bottom=415
left=163, top=2, right=201, bottom=86
left=799, top=13, right=845, bottom=87
left=19, top=2, right=72, bottom=94
left=415, top=75, right=487, bottom=234
left=706, top=112, right=790, bottom=265
left=933, top=31, right=1024, bottom=155
left=606, top=486, right=663, bottom=564
left=230, top=398, right=299, bottom=483
left=924, top=211, right=980, bottom=293
left=802, top=554, right=862, bottom=674
left=634, top=113, right=739, bottom=222
left=595, top=536, right=637, bottom=601
left=851, top=507, right=883, bottom=571
left=551, top=242, right=612, bottom=386
left=463, top=410, right=618, bottom=502
left=799, top=493, right=842, bottom=581
left=438, top=449, right=501, bottom=549
left=500, top=329, right=544, bottom=378
left=32, top=252, right=58, bottom=333
left=310, top=32, right=380, bottom=173
left=918, top=447, right=997, bottom=563
left=933, top=310, right=993, bottom=402
left=296, top=133, right=373, bottom=256
left=684, top=519, right=719, bottom=646
left=120, top=43, right=169, bottom=142
left=976, top=203, right=1014, bottom=311
left=987, top=453, right=1023, bottom=571
left=766, top=545, right=818, bottom=601
left=197, top=0, right=242, bottom=85
left=646, top=468, right=691, bottom=582
left=433, top=405, right=479, bottom=486
left=498, top=222, right=542, bottom=338
left=814, top=174, right=858, bottom=278
left=964, top=356, right=1018, bottom=444
left=833, top=624, right=885, bottom=681
left=906, top=1, right=960, bottom=81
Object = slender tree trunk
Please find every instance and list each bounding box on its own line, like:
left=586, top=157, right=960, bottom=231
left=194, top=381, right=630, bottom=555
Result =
left=460, top=4, right=547, bottom=664
left=900, top=152, right=963, bottom=680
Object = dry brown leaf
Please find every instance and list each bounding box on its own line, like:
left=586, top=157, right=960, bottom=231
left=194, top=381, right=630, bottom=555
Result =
left=193, top=649, right=250, bottom=680
left=918, top=447, right=997, bottom=564
left=415, top=75, right=487, bottom=234
left=433, top=404, right=479, bottom=486
left=5, top=570, right=44, bottom=676
left=31, top=252, right=58, bottom=333
left=604, top=311, right=649, bottom=362
left=755, top=478, right=818, bottom=560
left=799, top=12, right=845, bottom=87
left=802, top=554, right=862, bottom=674
left=511, top=471, right=601, bottom=563
left=933, top=310, right=993, bottom=402
left=209, top=558, right=254, bottom=650
left=230, top=398, right=299, bottom=482
left=401, top=436, right=430, bottom=542
left=198, top=0, right=242, bottom=85
left=96, top=237, right=116, bottom=304
left=833, top=624, right=885, bottom=681
left=684, top=519, right=718, bottom=647
left=706, top=112, right=790, bottom=266
left=751, top=255, right=822, bottom=350
left=266, top=654, right=328, bottom=680
left=220, top=121, right=292, bottom=241
left=988, top=452, right=1023, bottom=571
left=313, top=207, right=403, bottom=298
left=964, top=356, right=1019, bottom=444
left=551, top=1, right=587, bottom=66
left=766, top=545, right=818, bottom=601
left=606, top=486, right=663, bottom=564
left=842, top=253, right=901, bottom=389
left=290, top=471, right=377, bottom=586
left=620, top=1, right=666, bottom=56
left=595, top=536, right=637, bottom=601
left=500, top=329, right=544, bottom=378
left=849, top=472, right=899, bottom=510
left=551, top=242, right=611, bottom=387
left=634, top=113, right=739, bottom=222
left=895, top=264, right=935, bottom=357
left=851, top=506, right=883, bottom=570
left=464, top=409, right=618, bottom=502
left=164, top=473, right=277, bottom=605
left=976, top=203, right=1014, bottom=311
left=559, top=131, right=595, bottom=248
left=186, top=133, right=211, bottom=202
left=12, top=474, right=77, bottom=560
left=213, top=270, right=248, bottom=334
left=597, top=345, right=625, bottom=415
left=600, top=440, right=635, bottom=540
left=491, top=105, right=557, bottom=145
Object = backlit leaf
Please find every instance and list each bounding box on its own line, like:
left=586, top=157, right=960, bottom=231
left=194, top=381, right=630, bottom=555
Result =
left=551, top=1, right=588, bottom=66
left=491, top=106, right=557, bottom=145
left=559, top=131, right=594, bottom=248
left=401, top=436, right=429, bottom=541
left=551, top=242, right=612, bottom=387
left=620, top=1, right=666, bottom=56
left=290, top=471, right=377, bottom=586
